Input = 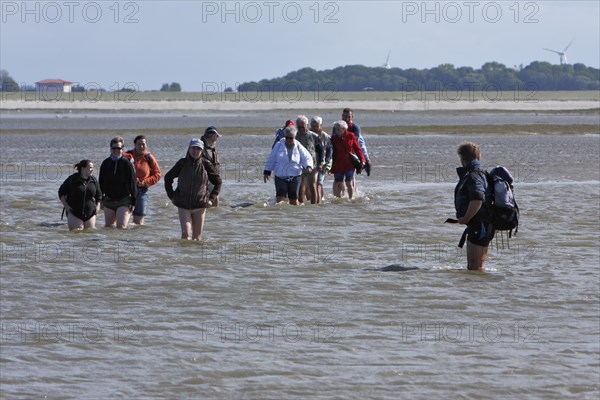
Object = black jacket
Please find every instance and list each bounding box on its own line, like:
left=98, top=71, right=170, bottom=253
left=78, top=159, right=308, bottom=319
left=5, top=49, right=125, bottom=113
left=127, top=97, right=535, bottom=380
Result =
left=99, top=156, right=137, bottom=204
left=58, top=173, right=102, bottom=221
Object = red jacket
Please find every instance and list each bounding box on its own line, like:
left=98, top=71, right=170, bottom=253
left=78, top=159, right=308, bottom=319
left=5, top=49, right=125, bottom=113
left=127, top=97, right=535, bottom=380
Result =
left=330, top=131, right=365, bottom=174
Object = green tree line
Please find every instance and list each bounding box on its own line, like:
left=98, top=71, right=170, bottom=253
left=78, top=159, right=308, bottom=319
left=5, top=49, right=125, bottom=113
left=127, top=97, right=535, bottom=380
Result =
left=0, top=69, right=19, bottom=92
left=0, top=71, right=184, bottom=93
left=238, top=62, right=599, bottom=92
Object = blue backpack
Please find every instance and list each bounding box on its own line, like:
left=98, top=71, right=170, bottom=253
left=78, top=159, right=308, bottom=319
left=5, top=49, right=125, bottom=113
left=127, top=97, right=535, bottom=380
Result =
left=486, top=166, right=519, bottom=237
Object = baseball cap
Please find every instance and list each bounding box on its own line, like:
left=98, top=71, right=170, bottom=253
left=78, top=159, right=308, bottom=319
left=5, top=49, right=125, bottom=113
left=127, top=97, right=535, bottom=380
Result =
left=189, top=138, right=204, bottom=149
left=204, top=126, right=222, bottom=137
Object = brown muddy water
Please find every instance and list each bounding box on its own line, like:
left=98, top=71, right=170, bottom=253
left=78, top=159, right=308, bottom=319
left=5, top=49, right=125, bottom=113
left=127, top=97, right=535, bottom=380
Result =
left=0, top=112, right=599, bottom=399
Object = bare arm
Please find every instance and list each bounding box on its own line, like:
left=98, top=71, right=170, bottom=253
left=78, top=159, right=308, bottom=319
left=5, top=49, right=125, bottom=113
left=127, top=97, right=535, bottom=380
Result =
left=458, top=200, right=482, bottom=225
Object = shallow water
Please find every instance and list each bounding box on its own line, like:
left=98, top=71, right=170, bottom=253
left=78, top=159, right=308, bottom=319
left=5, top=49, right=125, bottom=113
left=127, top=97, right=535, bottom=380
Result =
left=1, top=122, right=599, bottom=398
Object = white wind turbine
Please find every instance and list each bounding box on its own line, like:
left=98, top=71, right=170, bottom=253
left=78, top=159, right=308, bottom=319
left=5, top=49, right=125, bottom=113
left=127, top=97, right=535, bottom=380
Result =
left=543, top=38, right=575, bottom=65
left=382, top=51, right=391, bottom=69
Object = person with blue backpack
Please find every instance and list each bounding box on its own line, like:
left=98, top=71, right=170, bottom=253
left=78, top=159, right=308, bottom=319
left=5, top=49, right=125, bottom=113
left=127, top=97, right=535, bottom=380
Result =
left=454, top=141, right=495, bottom=271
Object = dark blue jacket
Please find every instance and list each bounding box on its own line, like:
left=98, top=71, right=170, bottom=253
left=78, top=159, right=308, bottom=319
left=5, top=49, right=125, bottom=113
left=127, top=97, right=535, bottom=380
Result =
left=454, top=160, right=490, bottom=223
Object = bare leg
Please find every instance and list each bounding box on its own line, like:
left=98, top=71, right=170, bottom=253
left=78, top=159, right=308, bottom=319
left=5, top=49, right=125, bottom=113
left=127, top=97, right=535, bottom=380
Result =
left=298, top=175, right=307, bottom=204
left=333, top=182, right=344, bottom=198
left=289, top=198, right=299, bottom=205
left=133, top=215, right=144, bottom=225
left=276, top=196, right=287, bottom=203
left=116, top=206, right=132, bottom=229
left=346, top=180, right=355, bottom=200
left=178, top=208, right=192, bottom=239
left=104, top=208, right=116, bottom=228
left=466, top=242, right=489, bottom=271
left=316, top=184, right=323, bottom=204
left=308, top=170, right=318, bottom=204
left=83, top=215, right=96, bottom=229
left=67, top=213, right=84, bottom=231
left=191, top=209, right=206, bottom=241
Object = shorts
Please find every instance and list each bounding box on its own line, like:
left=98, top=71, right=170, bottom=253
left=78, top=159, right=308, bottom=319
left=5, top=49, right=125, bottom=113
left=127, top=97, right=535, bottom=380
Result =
left=317, top=170, right=326, bottom=185
left=334, top=170, right=355, bottom=183
left=179, top=207, right=205, bottom=214
left=103, top=196, right=131, bottom=211
left=274, top=176, right=301, bottom=200
left=133, top=187, right=148, bottom=217
left=467, top=221, right=496, bottom=247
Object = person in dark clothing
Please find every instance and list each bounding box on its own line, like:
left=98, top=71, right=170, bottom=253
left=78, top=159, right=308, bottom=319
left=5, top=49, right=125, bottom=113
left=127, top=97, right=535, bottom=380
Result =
left=272, top=119, right=295, bottom=149
left=454, top=141, right=495, bottom=271
left=164, top=138, right=222, bottom=241
left=310, top=116, right=332, bottom=204
left=201, top=126, right=222, bottom=207
left=99, top=136, right=137, bottom=229
left=58, top=159, right=102, bottom=230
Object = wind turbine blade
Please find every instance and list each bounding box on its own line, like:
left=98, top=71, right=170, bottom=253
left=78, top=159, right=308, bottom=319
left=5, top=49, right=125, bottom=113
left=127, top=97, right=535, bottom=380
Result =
left=563, top=38, right=575, bottom=52
left=543, top=48, right=561, bottom=54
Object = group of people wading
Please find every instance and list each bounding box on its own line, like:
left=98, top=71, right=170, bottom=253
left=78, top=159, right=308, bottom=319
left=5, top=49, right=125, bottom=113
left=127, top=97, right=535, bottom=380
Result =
left=58, top=108, right=496, bottom=270
left=58, top=127, right=222, bottom=241
left=264, top=108, right=371, bottom=205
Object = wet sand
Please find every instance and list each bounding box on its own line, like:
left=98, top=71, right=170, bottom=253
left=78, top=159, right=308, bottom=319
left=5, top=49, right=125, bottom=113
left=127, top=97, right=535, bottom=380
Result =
left=2, top=99, right=599, bottom=112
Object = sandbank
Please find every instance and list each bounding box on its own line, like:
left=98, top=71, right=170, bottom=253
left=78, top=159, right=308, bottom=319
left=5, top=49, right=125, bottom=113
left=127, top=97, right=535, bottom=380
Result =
left=1, top=99, right=599, bottom=112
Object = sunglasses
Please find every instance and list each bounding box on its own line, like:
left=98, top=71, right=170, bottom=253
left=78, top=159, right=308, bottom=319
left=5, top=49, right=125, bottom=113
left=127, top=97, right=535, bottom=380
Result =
left=111, top=146, right=123, bottom=150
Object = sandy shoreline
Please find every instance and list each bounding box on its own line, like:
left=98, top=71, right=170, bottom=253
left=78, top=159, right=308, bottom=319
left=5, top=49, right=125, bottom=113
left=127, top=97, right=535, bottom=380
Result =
left=1, top=99, right=599, bottom=112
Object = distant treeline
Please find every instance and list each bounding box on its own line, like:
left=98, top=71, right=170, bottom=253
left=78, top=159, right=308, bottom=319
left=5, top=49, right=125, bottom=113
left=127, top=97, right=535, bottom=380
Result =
left=238, top=62, right=600, bottom=92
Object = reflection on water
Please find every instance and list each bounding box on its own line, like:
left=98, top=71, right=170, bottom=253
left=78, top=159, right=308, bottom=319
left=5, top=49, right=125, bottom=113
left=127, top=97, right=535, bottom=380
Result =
left=1, top=129, right=599, bottom=399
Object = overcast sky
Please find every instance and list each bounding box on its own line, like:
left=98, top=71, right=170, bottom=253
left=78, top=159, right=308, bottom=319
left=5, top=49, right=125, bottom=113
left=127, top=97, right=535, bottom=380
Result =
left=1, top=0, right=599, bottom=91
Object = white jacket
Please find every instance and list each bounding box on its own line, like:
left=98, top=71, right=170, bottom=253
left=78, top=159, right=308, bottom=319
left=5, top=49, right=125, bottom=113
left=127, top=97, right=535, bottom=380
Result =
left=264, top=139, right=313, bottom=178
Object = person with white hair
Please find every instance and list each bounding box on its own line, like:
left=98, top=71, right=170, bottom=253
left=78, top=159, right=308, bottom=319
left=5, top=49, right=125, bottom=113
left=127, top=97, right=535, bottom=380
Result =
left=294, top=115, right=323, bottom=204
left=330, top=120, right=365, bottom=200
left=310, top=116, right=332, bottom=203
left=342, top=108, right=371, bottom=176
left=263, top=125, right=314, bottom=205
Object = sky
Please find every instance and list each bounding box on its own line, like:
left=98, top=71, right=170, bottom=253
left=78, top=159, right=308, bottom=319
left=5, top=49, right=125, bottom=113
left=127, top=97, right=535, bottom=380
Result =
left=1, top=0, right=599, bottom=91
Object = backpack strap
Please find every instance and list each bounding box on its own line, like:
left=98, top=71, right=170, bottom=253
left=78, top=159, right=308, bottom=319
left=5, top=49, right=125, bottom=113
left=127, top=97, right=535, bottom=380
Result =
left=513, top=198, right=519, bottom=235
left=458, top=228, right=468, bottom=248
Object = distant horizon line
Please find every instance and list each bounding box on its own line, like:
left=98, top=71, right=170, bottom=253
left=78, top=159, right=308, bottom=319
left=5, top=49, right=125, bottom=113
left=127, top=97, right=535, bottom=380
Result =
left=4, top=60, right=598, bottom=92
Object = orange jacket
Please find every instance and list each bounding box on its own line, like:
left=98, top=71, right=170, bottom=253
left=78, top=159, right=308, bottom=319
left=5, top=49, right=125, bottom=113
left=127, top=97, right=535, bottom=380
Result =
left=125, top=150, right=161, bottom=188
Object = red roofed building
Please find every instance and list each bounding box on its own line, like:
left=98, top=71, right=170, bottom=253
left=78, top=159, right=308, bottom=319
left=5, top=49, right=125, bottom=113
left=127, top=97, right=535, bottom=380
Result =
left=36, top=79, right=73, bottom=93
